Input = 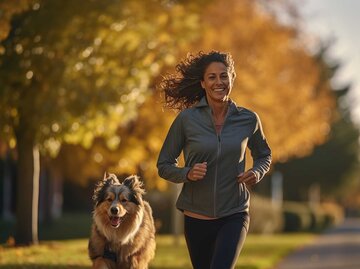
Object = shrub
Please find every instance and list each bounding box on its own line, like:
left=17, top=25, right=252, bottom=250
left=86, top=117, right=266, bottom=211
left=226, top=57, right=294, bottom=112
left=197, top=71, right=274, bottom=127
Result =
left=249, top=194, right=283, bottom=234
left=309, top=206, right=326, bottom=231
left=282, top=201, right=312, bottom=232
left=282, top=201, right=344, bottom=232
left=321, top=201, right=344, bottom=227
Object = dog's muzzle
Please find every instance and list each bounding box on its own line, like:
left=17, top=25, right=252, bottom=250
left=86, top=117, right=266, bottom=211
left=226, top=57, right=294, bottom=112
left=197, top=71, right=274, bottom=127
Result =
left=109, top=206, right=126, bottom=228
left=111, top=206, right=119, bottom=215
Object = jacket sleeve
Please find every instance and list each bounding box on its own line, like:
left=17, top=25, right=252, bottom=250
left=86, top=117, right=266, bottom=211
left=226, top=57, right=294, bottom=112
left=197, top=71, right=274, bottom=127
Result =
left=247, top=113, right=272, bottom=182
left=157, top=113, right=191, bottom=183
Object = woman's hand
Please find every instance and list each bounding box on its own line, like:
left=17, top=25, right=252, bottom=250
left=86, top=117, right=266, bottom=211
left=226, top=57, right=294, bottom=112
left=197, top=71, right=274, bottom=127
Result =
left=237, top=170, right=258, bottom=186
left=187, top=162, right=207, bottom=181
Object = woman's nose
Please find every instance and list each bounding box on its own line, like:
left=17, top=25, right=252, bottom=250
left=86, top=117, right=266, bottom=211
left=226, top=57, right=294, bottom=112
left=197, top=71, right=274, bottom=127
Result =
left=215, top=76, right=223, bottom=84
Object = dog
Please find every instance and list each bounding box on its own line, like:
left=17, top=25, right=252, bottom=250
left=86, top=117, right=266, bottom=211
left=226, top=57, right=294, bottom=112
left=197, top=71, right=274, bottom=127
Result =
left=88, top=173, right=156, bottom=269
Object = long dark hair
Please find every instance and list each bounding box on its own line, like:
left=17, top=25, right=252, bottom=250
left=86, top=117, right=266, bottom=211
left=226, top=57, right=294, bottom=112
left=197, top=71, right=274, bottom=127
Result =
left=159, top=51, right=236, bottom=111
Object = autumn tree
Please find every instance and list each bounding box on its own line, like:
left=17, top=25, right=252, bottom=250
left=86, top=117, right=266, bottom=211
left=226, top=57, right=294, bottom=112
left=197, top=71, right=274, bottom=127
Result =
left=49, top=0, right=339, bottom=193
left=0, top=0, right=32, bottom=42
left=186, top=0, right=336, bottom=162
left=275, top=46, right=359, bottom=201
left=50, top=89, right=175, bottom=191
left=0, top=0, right=199, bottom=245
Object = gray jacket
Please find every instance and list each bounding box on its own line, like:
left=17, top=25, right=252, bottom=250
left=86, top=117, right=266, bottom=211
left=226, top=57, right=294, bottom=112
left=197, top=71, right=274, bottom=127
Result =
left=157, top=97, right=272, bottom=218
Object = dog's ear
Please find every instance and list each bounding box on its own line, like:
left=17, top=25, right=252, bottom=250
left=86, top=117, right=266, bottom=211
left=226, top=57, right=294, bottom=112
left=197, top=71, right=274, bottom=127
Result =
left=123, top=175, right=145, bottom=204
left=93, top=173, right=120, bottom=206
left=106, top=173, right=120, bottom=185
left=123, top=175, right=145, bottom=194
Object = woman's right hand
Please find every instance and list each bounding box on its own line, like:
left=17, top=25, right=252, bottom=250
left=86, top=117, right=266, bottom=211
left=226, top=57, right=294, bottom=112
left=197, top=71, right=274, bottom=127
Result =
left=187, top=162, right=207, bottom=181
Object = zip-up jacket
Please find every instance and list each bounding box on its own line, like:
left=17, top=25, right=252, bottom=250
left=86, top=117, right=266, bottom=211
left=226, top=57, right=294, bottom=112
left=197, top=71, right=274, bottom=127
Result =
left=157, top=96, right=272, bottom=218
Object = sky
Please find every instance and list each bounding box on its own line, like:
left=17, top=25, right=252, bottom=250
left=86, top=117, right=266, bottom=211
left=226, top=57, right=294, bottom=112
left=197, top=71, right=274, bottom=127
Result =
left=301, top=0, right=360, bottom=124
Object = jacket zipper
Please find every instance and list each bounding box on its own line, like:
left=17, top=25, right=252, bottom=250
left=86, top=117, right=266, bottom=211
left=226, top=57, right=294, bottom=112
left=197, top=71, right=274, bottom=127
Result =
left=214, top=134, right=221, bottom=216
left=209, top=105, right=230, bottom=217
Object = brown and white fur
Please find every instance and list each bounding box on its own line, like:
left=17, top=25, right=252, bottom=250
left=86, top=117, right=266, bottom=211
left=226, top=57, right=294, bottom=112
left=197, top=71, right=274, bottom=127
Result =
left=88, top=173, right=156, bottom=269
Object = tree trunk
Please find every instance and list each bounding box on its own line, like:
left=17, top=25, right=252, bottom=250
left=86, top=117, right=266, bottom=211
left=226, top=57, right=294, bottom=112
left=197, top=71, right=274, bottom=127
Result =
left=2, top=151, right=14, bottom=220
left=48, top=164, right=63, bottom=220
left=15, top=130, right=40, bottom=245
left=38, top=163, right=64, bottom=222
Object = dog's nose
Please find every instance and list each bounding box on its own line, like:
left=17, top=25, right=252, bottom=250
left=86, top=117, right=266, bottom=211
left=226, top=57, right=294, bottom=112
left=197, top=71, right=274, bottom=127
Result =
left=110, top=207, right=119, bottom=215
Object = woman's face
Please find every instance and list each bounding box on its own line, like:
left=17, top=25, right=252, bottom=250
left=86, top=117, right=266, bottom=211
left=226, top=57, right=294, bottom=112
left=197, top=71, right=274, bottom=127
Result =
left=200, top=61, right=232, bottom=104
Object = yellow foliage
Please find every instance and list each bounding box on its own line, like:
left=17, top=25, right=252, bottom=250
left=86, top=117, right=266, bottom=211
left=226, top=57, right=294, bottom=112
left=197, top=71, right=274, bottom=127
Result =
left=185, top=0, right=335, bottom=162
left=0, top=0, right=31, bottom=42
left=50, top=1, right=336, bottom=190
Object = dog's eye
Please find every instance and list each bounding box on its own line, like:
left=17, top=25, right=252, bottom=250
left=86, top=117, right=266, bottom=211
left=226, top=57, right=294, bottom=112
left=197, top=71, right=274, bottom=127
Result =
left=107, top=198, right=113, bottom=202
left=120, top=198, right=128, bottom=204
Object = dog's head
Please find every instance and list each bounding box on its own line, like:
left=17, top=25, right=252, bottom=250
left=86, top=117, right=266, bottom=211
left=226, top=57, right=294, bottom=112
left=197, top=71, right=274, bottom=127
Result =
left=92, top=173, right=145, bottom=228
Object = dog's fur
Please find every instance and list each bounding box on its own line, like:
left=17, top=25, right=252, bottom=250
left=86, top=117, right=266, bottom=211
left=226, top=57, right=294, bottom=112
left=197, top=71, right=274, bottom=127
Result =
left=88, top=173, right=156, bottom=269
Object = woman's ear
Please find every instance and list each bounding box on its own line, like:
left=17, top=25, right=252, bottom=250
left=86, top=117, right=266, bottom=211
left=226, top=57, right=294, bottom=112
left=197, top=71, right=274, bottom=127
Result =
left=200, top=80, right=205, bottom=89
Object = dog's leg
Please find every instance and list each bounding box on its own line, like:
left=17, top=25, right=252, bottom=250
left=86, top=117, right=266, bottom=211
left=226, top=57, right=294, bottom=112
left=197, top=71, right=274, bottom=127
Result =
left=93, top=257, right=116, bottom=269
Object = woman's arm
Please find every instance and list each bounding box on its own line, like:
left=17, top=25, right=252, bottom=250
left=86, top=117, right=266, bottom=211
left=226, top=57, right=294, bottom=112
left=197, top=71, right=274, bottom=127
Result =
left=247, top=113, right=272, bottom=182
left=157, top=113, right=191, bottom=183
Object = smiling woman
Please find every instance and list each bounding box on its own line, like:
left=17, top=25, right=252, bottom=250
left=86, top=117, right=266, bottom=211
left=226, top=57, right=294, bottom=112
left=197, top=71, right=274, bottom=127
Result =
left=160, top=51, right=236, bottom=111
left=200, top=62, right=233, bottom=132
left=157, top=51, right=272, bottom=269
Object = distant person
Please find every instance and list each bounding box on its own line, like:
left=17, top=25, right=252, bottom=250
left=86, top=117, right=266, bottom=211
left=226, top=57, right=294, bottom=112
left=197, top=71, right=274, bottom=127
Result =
left=157, top=51, right=272, bottom=269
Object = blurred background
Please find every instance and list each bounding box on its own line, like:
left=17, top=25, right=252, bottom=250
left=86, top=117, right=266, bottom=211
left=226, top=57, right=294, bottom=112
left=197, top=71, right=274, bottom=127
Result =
left=1, top=0, right=359, bottom=245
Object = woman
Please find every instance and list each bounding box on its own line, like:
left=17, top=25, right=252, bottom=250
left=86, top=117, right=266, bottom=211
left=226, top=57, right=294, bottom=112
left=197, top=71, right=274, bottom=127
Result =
left=157, top=51, right=272, bottom=269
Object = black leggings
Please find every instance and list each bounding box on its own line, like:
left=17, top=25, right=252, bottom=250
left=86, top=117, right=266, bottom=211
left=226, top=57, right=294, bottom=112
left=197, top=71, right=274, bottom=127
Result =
left=184, top=212, right=249, bottom=269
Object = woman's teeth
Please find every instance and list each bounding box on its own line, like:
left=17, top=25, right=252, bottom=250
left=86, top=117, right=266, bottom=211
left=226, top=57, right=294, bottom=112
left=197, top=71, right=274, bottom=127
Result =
left=214, top=88, right=225, bottom=92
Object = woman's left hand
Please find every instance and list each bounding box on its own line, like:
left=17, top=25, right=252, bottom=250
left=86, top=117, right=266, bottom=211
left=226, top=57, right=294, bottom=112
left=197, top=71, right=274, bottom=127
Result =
left=237, top=170, right=258, bottom=186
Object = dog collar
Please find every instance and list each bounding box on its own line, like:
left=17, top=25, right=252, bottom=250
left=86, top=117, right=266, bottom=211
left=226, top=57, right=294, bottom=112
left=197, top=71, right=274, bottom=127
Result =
left=103, top=244, right=117, bottom=263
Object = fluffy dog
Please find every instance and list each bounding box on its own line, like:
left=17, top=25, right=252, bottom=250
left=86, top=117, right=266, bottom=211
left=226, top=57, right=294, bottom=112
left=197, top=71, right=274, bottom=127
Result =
left=88, top=173, right=156, bottom=269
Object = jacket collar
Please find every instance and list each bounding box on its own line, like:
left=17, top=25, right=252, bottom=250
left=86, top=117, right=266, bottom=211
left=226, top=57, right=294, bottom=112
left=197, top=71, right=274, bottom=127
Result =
left=195, top=96, right=241, bottom=113
left=195, top=96, right=209, bottom=108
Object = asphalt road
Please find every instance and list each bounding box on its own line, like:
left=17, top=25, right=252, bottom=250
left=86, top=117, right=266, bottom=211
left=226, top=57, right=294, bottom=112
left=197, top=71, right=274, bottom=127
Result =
left=275, top=218, right=360, bottom=269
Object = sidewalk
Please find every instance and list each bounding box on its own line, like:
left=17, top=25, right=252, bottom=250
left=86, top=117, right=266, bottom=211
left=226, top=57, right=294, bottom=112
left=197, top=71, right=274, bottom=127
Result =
left=275, top=218, right=360, bottom=269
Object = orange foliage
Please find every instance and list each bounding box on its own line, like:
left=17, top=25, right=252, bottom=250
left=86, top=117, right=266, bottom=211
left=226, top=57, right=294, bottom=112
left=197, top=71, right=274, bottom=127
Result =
left=185, top=0, right=335, bottom=161
left=51, top=0, right=336, bottom=189
left=0, top=0, right=31, bottom=43
left=52, top=91, right=174, bottom=190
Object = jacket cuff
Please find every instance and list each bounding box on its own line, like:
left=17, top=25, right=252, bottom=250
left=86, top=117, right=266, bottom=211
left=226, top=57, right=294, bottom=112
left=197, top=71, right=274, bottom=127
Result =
left=251, top=169, right=260, bottom=184
left=182, top=167, right=191, bottom=183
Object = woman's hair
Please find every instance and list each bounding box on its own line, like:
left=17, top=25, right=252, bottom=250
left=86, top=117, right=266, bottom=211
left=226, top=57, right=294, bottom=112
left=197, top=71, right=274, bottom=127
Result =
left=159, top=51, right=236, bottom=111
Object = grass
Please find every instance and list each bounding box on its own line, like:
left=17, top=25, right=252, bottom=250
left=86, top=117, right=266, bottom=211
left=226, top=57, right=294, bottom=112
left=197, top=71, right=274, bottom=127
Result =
left=0, top=234, right=314, bottom=269
left=0, top=213, right=315, bottom=269
left=153, top=234, right=315, bottom=269
left=0, top=213, right=93, bottom=242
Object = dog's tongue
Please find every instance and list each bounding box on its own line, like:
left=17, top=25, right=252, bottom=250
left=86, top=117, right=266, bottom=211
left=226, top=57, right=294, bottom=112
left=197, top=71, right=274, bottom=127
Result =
left=110, top=217, right=121, bottom=227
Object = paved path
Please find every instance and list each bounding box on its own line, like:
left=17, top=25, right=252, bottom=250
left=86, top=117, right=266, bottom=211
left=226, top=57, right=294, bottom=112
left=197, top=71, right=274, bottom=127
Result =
left=275, top=218, right=360, bottom=269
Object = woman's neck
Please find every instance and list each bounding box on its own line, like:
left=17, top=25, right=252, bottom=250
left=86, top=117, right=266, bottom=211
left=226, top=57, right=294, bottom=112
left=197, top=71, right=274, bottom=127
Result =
left=207, top=98, right=229, bottom=126
left=208, top=99, right=229, bottom=118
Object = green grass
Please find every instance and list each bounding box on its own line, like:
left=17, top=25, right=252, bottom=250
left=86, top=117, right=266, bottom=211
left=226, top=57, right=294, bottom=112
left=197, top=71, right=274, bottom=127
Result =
left=0, top=234, right=314, bottom=269
left=0, top=213, right=93, bottom=242
left=0, top=213, right=315, bottom=269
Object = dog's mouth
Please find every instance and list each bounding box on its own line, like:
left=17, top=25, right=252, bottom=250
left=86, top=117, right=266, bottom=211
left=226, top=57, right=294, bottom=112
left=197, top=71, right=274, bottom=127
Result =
left=110, top=215, right=126, bottom=228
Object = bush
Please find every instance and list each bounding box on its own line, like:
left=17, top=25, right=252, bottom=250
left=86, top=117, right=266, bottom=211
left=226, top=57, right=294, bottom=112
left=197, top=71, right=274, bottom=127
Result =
left=146, top=190, right=174, bottom=233
left=308, top=206, right=327, bottom=231
left=249, top=194, right=283, bottom=234
left=321, top=201, right=344, bottom=227
left=282, top=201, right=312, bottom=232
left=282, top=201, right=344, bottom=232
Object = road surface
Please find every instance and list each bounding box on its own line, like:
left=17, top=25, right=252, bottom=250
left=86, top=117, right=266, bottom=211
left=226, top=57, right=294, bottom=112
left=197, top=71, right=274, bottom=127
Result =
left=275, top=218, right=360, bottom=269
